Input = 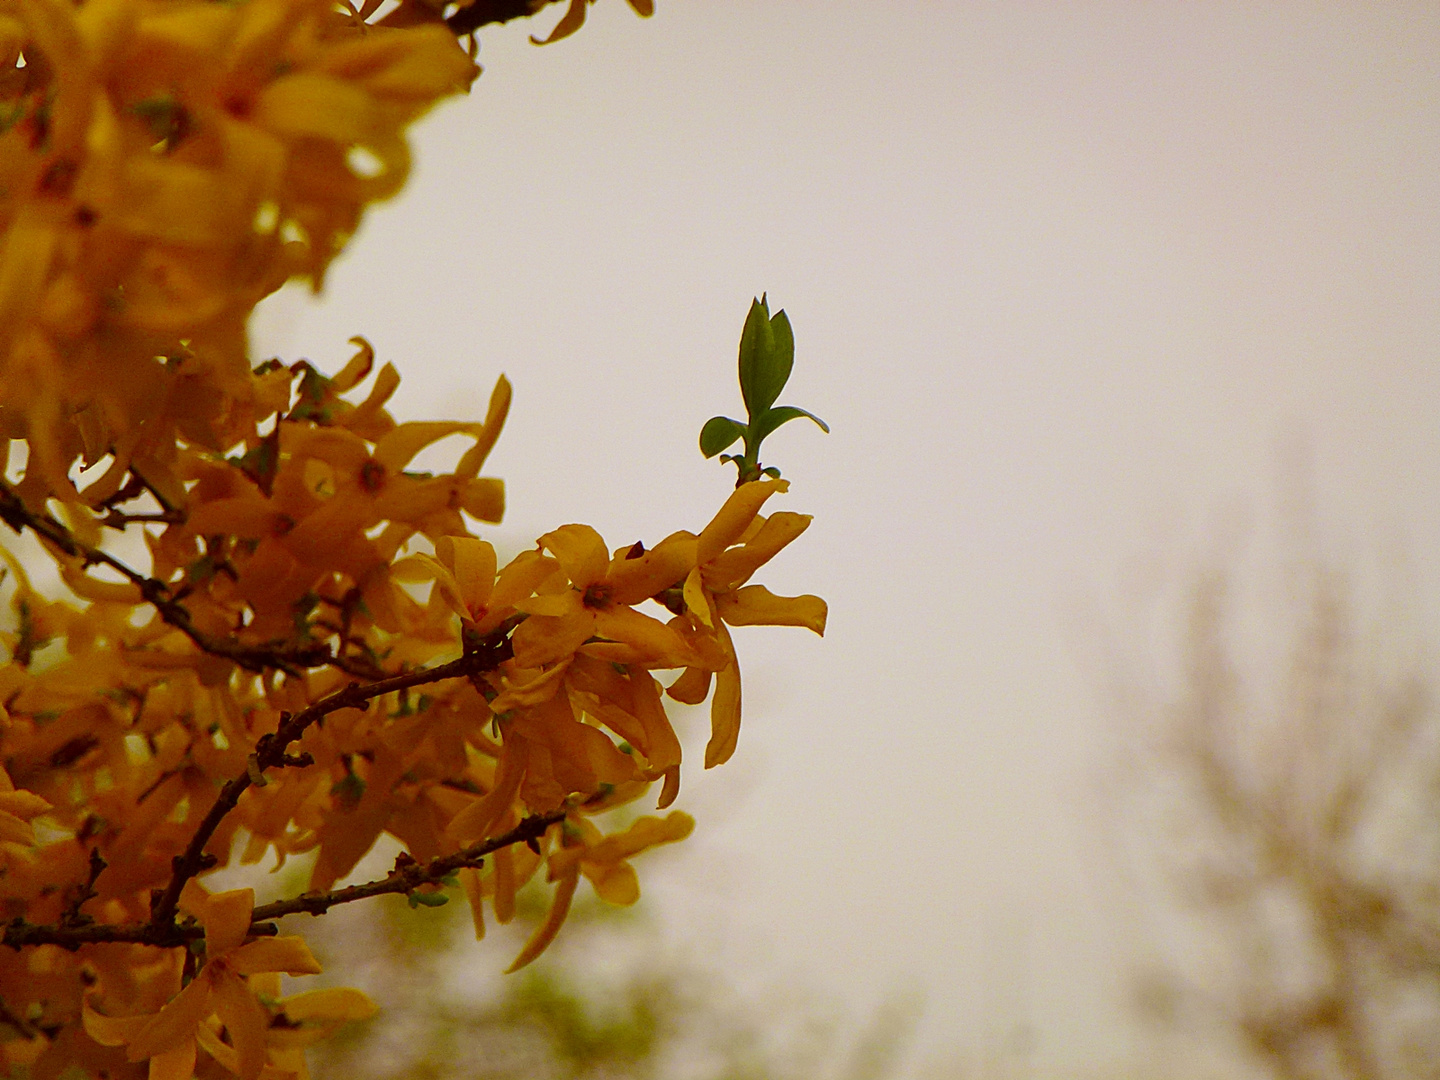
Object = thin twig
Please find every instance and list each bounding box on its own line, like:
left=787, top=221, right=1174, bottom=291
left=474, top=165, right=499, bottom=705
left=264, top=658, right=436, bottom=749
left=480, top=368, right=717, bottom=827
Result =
left=2, top=812, right=561, bottom=951
left=59, top=848, right=106, bottom=928
left=444, top=0, right=552, bottom=36
left=148, top=634, right=513, bottom=929
left=0, top=996, right=41, bottom=1040
left=0, top=480, right=358, bottom=677
left=251, top=809, right=565, bottom=923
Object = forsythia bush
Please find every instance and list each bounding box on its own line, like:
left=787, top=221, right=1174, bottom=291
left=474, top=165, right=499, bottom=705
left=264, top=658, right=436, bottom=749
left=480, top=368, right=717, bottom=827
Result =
left=0, top=1, right=827, bottom=1078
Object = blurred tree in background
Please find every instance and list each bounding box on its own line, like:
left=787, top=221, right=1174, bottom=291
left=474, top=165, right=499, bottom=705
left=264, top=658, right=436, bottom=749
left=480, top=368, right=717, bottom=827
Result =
left=1118, top=525, right=1440, bottom=1080
left=289, top=845, right=918, bottom=1080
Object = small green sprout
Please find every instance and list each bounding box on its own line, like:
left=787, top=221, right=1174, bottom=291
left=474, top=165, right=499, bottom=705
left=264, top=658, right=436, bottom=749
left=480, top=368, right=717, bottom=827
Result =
left=700, top=295, right=829, bottom=486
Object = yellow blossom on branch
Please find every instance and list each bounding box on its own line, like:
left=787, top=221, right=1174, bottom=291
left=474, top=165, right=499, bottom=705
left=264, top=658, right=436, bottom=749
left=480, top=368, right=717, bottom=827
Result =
left=0, top=0, right=476, bottom=500
left=0, top=2, right=829, bottom=1075
left=83, top=883, right=328, bottom=1080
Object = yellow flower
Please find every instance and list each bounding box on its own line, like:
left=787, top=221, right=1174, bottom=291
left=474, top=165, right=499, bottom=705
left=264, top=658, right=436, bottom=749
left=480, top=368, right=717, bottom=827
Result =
left=675, top=478, right=827, bottom=767
left=84, top=882, right=324, bottom=1080
left=0, top=764, right=51, bottom=847
left=509, top=524, right=702, bottom=670
left=0, top=0, right=478, bottom=499
left=506, top=810, right=692, bottom=972
left=527, top=0, right=653, bottom=46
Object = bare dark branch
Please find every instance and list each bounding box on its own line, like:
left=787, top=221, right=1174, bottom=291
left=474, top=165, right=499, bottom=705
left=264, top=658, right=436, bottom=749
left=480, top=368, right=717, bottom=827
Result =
left=3, top=812, right=561, bottom=952
left=0, top=480, right=339, bottom=676
left=147, top=634, right=514, bottom=928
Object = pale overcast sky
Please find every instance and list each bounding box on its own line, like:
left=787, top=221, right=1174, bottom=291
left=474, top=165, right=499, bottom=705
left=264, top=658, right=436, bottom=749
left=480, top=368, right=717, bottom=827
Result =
left=252, top=3, right=1440, bottom=1074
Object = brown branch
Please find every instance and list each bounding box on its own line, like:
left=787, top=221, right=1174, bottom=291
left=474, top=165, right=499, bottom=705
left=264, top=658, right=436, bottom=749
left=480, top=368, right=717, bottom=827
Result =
left=0, top=480, right=365, bottom=678
left=3, top=812, right=560, bottom=951
left=148, top=634, right=514, bottom=929
left=99, top=509, right=186, bottom=528
left=59, top=847, right=106, bottom=928
left=444, top=0, right=550, bottom=36
left=3, top=914, right=255, bottom=950
left=251, top=809, right=564, bottom=923
left=0, top=995, right=42, bottom=1041
left=0, top=479, right=528, bottom=950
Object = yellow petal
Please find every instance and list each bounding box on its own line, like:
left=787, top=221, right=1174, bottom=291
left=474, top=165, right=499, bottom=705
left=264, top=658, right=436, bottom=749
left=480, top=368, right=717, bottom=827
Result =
left=492, top=843, right=516, bottom=924
left=628, top=669, right=682, bottom=772
left=455, top=376, right=511, bottom=479
left=211, top=973, right=269, bottom=1080
left=277, top=988, right=378, bottom=1023
left=148, top=1038, right=196, bottom=1080
left=114, top=156, right=250, bottom=247
left=199, top=887, right=255, bottom=957
left=704, top=623, right=742, bottom=769
left=459, top=477, right=505, bottom=523
left=127, top=976, right=212, bottom=1061
left=715, top=585, right=827, bottom=636
left=373, top=421, right=481, bottom=473
left=329, top=338, right=374, bottom=392
left=341, top=361, right=401, bottom=439
left=583, top=811, right=694, bottom=865
left=696, top=479, right=788, bottom=566
left=369, top=474, right=453, bottom=522
left=0, top=789, right=52, bottom=818
left=682, top=567, right=712, bottom=629
left=665, top=665, right=712, bottom=705
left=490, top=658, right=571, bottom=713
left=193, top=1019, right=240, bottom=1073
left=702, top=512, right=812, bottom=592
left=0, top=812, right=33, bottom=845
left=185, top=495, right=286, bottom=539
left=460, top=866, right=486, bottom=941
left=531, top=0, right=586, bottom=44
left=477, top=551, right=563, bottom=635
left=446, top=736, right=527, bottom=846
left=82, top=999, right=148, bottom=1047
left=591, top=606, right=701, bottom=669
left=436, top=535, right=496, bottom=612
left=75, top=0, right=136, bottom=66
left=137, top=1, right=234, bottom=56
left=59, top=565, right=145, bottom=604
left=509, top=607, right=594, bottom=669
left=606, top=531, right=697, bottom=605
left=656, top=764, right=680, bottom=810
left=317, top=23, right=478, bottom=102
left=539, top=524, right=609, bottom=588
left=0, top=215, right=59, bottom=340
left=228, top=936, right=322, bottom=976
left=255, top=73, right=378, bottom=143
left=512, top=592, right=579, bottom=618
left=585, top=861, right=639, bottom=906
left=391, top=552, right=468, bottom=620
left=504, top=860, right=578, bottom=972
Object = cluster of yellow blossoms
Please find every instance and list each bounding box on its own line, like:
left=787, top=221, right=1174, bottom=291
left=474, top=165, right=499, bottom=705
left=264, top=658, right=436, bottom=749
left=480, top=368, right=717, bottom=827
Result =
left=0, top=1, right=826, bottom=1079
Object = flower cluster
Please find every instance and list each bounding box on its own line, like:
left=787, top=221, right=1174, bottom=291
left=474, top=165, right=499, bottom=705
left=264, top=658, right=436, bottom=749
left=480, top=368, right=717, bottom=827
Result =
left=0, top=0, right=476, bottom=501
left=0, top=2, right=826, bottom=1077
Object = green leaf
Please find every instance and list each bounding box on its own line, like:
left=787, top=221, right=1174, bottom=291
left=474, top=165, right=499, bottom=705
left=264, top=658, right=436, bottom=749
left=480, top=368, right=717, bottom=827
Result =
left=330, top=772, right=366, bottom=811
left=699, top=415, right=747, bottom=458
left=763, top=310, right=795, bottom=411
left=407, top=890, right=449, bottom=909
left=737, top=296, right=794, bottom=416
left=736, top=297, right=770, bottom=416
left=750, top=404, right=830, bottom=446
